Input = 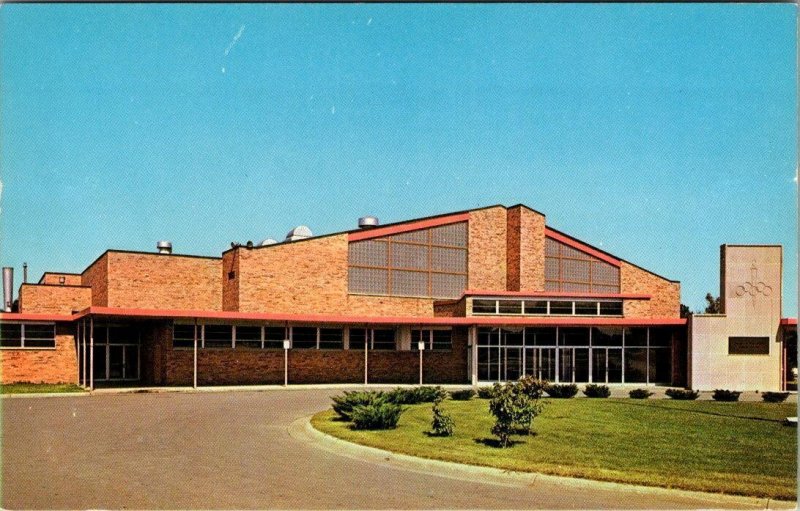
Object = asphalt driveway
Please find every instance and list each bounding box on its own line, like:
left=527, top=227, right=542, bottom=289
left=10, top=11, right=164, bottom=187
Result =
left=1, top=389, right=788, bottom=509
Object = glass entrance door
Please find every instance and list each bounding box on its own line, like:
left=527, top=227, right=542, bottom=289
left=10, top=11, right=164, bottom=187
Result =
left=592, top=348, right=622, bottom=383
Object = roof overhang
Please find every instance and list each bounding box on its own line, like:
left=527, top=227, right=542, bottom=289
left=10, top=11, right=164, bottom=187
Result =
left=1, top=307, right=685, bottom=327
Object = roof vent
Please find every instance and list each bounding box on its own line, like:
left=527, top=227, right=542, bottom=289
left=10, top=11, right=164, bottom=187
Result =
left=156, top=241, right=173, bottom=254
left=285, top=225, right=313, bottom=242
left=260, top=238, right=279, bottom=246
left=358, top=216, right=380, bottom=229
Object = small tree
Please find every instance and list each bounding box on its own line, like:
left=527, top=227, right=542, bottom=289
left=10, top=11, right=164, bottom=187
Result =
left=429, top=393, right=454, bottom=436
left=704, top=293, right=722, bottom=314
left=680, top=304, right=691, bottom=318
left=488, top=379, right=546, bottom=447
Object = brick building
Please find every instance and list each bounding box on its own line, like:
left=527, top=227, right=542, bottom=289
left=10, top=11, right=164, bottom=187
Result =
left=0, top=204, right=795, bottom=390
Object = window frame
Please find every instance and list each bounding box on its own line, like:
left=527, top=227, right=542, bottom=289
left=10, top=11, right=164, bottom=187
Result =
left=0, top=322, right=56, bottom=350
left=347, top=222, right=468, bottom=299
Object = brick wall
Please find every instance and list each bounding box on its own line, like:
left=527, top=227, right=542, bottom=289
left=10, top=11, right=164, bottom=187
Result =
left=19, top=284, right=91, bottom=315
left=236, top=235, right=349, bottom=314
left=468, top=206, right=507, bottom=291
left=40, top=273, right=82, bottom=286
left=105, top=252, right=222, bottom=310
left=0, top=323, right=77, bottom=384
left=222, top=250, right=239, bottom=311
left=621, top=262, right=681, bottom=318
left=507, top=206, right=546, bottom=292
left=519, top=207, right=546, bottom=291
left=81, top=253, right=108, bottom=306
left=157, top=325, right=469, bottom=385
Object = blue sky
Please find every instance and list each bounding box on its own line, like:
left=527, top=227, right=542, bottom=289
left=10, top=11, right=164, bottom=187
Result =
left=1, top=4, right=796, bottom=315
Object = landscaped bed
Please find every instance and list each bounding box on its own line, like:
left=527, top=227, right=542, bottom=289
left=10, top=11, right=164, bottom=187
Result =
left=312, top=398, right=797, bottom=500
left=0, top=383, right=86, bottom=394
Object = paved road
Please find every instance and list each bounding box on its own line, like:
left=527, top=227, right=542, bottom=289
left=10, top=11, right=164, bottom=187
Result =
left=1, top=390, right=788, bottom=509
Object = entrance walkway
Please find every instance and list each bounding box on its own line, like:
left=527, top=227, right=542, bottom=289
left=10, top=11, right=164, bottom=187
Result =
left=2, top=389, right=792, bottom=509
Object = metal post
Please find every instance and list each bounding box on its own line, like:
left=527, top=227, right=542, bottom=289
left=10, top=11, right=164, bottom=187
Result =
left=193, top=318, right=198, bottom=389
left=470, top=326, right=478, bottom=386
left=284, top=347, right=288, bottom=387
left=76, top=321, right=81, bottom=386
left=284, top=322, right=289, bottom=387
left=82, top=319, right=87, bottom=387
left=89, top=317, right=94, bottom=391
left=364, top=328, right=369, bottom=385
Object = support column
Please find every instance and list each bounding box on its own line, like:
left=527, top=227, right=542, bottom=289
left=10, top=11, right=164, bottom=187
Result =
left=193, top=318, right=198, bottom=389
left=89, top=317, right=94, bottom=391
left=76, top=321, right=82, bottom=386
left=470, top=326, right=478, bottom=386
left=363, top=327, right=369, bottom=385
left=82, top=319, right=87, bottom=387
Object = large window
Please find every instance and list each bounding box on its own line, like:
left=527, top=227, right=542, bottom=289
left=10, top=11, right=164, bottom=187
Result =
left=411, top=329, right=452, bottom=351
left=0, top=323, right=55, bottom=349
left=471, top=298, right=623, bottom=317
left=476, top=326, right=673, bottom=384
left=544, top=237, right=620, bottom=293
left=348, top=222, right=468, bottom=298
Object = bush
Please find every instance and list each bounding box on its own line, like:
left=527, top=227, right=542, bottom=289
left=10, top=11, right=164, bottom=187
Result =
left=429, top=394, right=455, bottom=436
left=331, top=391, right=386, bottom=421
left=665, top=388, right=700, bottom=400
left=517, top=376, right=547, bottom=399
left=488, top=381, right=546, bottom=447
left=450, top=389, right=476, bottom=401
left=350, top=402, right=404, bottom=430
left=762, top=391, right=790, bottom=403
left=545, top=383, right=579, bottom=398
left=712, top=389, right=741, bottom=402
left=583, top=384, right=611, bottom=398
left=477, top=386, right=495, bottom=399
left=385, top=386, right=446, bottom=405
left=629, top=388, right=654, bottom=399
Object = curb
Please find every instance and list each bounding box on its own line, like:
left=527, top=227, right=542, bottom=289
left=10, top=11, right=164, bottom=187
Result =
left=294, top=415, right=796, bottom=510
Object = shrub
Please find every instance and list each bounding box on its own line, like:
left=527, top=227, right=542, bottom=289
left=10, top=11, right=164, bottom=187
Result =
left=544, top=383, right=579, bottom=398
left=429, top=394, right=455, bottom=436
left=583, top=384, right=611, bottom=398
left=665, top=388, right=700, bottom=400
left=629, top=388, right=654, bottom=399
left=477, top=386, right=495, bottom=399
left=385, top=386, right=446, bottom=405
left=517, top=376, right=547, bottom=399
left=712, top=389, right=741, bottom=402
left=331, top=391, right=386, bottom=421
left=450, top=389, right=476, bottom=401
left=488, top=381, right=546, bottom=447
left=350, top=402, right=404, bottom=430
left=762, top=391, right=790, bottom=403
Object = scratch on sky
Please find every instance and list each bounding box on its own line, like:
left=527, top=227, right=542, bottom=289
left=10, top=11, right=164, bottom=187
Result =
left=225, top=25, right=246, bottom=56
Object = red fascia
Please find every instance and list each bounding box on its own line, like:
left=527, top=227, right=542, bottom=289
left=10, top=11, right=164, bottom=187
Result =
left=460, top=290, right=650, bottom=300
left=0, top=312, right=74, bottom=322
left=544, top=228, right=621, bottom=267
left=781, top=318, right=798, bottom=326
left=71, top=306, right=685, bottom=327
left=348, top=213, right=470, bottom=242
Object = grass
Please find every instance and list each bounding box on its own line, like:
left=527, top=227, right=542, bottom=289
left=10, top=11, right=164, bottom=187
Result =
left=0, top=383, right=86, bottom=394
left=312, top=398, right=797, bottom=500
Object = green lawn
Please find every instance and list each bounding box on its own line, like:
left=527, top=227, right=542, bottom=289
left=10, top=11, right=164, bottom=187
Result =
left=0, top=383, right=86, bottom=394
left=312, top=398, right=798, bottom=500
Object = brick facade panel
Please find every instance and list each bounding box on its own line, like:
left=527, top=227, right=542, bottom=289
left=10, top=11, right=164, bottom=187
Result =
left=81, top=253, right=109, bottom=306
left=19, top=285, right=91, bottom=315
left=621, top=262, right=680, bottom=318
left=468, top=207, right=507, bottom=291
left=1, top=324, right=77, bottom=384
left=40, top=273, right=82, bottom=286
left=106, top=252, right=222, bottom=311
